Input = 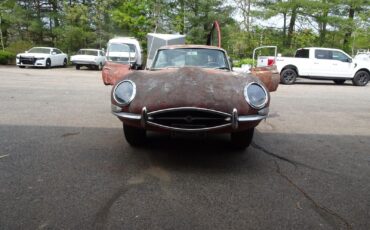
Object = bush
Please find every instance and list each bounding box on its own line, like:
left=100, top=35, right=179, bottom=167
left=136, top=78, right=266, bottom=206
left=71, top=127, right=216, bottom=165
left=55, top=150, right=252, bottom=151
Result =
left=0, top=50, right=16, bottom=65
left=233, top=58, right=254, bottom=67
left=6, top=40, right=33, bottom=55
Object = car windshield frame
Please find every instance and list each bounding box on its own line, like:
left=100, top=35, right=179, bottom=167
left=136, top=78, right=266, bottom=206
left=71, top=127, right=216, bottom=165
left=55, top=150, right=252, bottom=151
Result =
left=28, top=48, right=51, bottom=54
left=151, top=48, right=230, bottom=71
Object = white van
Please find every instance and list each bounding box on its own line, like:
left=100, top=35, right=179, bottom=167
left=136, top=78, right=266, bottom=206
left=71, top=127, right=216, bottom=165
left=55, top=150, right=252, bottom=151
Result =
left=106, top=37, right=143, bottom=69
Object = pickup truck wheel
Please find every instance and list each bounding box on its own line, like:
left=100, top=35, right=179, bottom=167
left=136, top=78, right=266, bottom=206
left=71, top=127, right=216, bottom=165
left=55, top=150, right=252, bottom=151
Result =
left=333, top=80, right=345, bottom=85
left=123, top=124, right=146, bottom=146
left=352, top=71, right=370, bottom=86
left=230, top=128, right=254, bottom=150
left=280, top=69, right=297, bottom=84
left=76, top=64, right=80, bottom=70
left=19, top=66, right=25, bottom=69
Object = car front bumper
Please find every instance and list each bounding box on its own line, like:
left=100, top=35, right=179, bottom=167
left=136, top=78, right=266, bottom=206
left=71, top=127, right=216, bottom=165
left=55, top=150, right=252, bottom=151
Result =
left=112, top=106, right=268, bottom=132
left=16, top=58, right=47, bottom=67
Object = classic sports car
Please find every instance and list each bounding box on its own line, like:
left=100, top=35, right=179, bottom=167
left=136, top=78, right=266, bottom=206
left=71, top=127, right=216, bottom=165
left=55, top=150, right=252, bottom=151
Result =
left=110, top=45, right=279, bottom=149
left=70, top=49, right=106, bottom=70
left=16, top=47, right=68, bottom=68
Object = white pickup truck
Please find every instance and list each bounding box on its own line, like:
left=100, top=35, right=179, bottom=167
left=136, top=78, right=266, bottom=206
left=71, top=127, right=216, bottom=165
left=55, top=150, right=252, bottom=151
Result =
left=275, top=47, right=370, bottom=86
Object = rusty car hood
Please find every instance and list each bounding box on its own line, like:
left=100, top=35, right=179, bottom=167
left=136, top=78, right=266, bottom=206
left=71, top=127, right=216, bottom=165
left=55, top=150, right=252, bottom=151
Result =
left=114, top=67, right=269, bottom=115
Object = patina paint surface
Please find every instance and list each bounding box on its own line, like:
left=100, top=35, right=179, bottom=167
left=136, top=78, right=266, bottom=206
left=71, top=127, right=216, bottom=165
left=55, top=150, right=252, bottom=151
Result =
left=102, top=61, right=132, bottom=85
left=111, top=67, right=269, bottom=116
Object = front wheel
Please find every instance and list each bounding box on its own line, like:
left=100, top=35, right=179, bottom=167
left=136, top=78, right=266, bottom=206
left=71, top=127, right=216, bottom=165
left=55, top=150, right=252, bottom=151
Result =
left=230, top=128, right=254, bottom=150
left=76, top=64, right=80, bottom=70
left=352, top=71, right=369, bottom=86
left=45, top=59, right=51, bottom=69
left=63, top=58, right=67, bottom=67
left=123, top=124, right=146, bottom=146
left=280, top=69, right=297, bottom=84
left=18, top=66, right=25, bottom=69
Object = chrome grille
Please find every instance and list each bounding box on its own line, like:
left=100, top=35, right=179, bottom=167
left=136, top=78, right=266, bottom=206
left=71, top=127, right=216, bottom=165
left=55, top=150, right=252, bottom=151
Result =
left=148, top=108, right=230, bottom=130
left=20, top=56, right=36, bottom=65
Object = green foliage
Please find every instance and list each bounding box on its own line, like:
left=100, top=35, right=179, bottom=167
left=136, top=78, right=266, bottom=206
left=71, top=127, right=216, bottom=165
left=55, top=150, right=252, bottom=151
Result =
left=5, top=40, right=33, bottom=54
left=0, top=50, right=15, bottom=64
left=0, top=0, right=369, bottom=60
left=233, top=58, right=254, bottom=68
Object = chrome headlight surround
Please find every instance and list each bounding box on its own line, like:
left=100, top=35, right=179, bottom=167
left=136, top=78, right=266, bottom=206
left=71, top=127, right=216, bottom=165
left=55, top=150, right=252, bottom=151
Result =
left=244, top=82, right=268, bottom=109
left=113, top=80, right=136, bottom=106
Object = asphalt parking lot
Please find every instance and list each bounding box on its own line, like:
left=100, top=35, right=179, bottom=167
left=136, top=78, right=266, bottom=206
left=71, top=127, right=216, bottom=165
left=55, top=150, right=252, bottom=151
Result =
left=0, top=66, right=369, bottom=230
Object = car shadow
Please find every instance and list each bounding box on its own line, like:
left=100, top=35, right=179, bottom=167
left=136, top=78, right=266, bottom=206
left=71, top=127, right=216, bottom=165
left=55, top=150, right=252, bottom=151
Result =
left=292, top=79, right=354, bottom=86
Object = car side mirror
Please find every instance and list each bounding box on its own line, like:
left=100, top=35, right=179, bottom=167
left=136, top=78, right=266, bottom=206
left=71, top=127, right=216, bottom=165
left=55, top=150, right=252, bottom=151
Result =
left=347, top=58, right=352, bottom=63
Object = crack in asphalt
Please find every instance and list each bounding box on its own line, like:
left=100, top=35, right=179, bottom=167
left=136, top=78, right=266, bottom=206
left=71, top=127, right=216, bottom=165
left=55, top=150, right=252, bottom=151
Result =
left=251, top=142, right=342, bottom=176
left=61, top=132, right=80, bottom=138
left=273, top=160, right=352, bottom=230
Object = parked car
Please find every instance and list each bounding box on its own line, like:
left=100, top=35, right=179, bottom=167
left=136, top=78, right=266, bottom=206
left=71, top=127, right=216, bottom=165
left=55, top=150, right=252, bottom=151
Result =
left=70, top=49, right=106, bottom=70
left=109, top=44, right=279, bottom=149
left=16, top=47, right=68, bottom=68
left=273, top=47, right=370, bottom=86
left=102, top=37, right=143, bottom=85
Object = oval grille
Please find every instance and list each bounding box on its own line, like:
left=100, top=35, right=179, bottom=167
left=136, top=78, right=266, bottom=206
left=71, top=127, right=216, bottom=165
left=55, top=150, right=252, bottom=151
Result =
left=148, top=108, right=230, bottom=130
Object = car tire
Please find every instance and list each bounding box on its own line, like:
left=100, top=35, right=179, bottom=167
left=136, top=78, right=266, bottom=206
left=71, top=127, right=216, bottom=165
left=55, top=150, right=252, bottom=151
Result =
left=76, top=64, right=80, bottom=70
left=280, top=69, right=297, bottom=84
left=19, top=66, right=25, bottom=69
left=45, top=59, right=51, bottom=69
left=123, top=124, right=146, bottom=146
left=230, top=128, right=254, bottom=150
left=63, top=58, right=67, bottom=68
left=333, top=80, right=345, bottom=85
left=352, top=71, right=370, bottom=86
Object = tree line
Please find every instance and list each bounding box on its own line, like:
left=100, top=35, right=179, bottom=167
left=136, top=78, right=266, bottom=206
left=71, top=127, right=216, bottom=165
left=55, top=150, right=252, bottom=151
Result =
left=0, top=0, right=369, bottom=60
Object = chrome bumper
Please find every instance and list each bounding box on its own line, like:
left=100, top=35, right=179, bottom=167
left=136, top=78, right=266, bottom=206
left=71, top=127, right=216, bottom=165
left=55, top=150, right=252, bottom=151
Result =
left=112, top=107, right=268, bottom=132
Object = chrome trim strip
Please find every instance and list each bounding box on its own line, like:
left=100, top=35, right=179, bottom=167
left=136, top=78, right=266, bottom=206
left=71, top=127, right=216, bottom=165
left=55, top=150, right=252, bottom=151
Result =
left=147, top=121, right=231, bottom=132
left=231, top=108, right=238, bottom=130
left=112, top=111, right=141, bottom=120
left=148, top=107, right=231, bottom=117
left=238, top=114, right=267, bottom=122
left=141, top=107, right=147, bottom=128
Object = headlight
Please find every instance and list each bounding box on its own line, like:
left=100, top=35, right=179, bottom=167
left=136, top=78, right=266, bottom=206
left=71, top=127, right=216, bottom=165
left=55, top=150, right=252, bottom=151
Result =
left=113, top=80, right=136, bottom=105
left=244, top=82, right=268, bottom=109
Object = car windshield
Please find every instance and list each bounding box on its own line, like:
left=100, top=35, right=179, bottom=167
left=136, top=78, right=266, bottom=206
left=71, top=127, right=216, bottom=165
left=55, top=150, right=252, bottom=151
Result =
left=28, top=48, right=51, bottom=54
left=151, top=48, right=229, bottom=70
left=77, top=50, right=98, bottom=56
left=106, top=43, right=136, bottom=63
